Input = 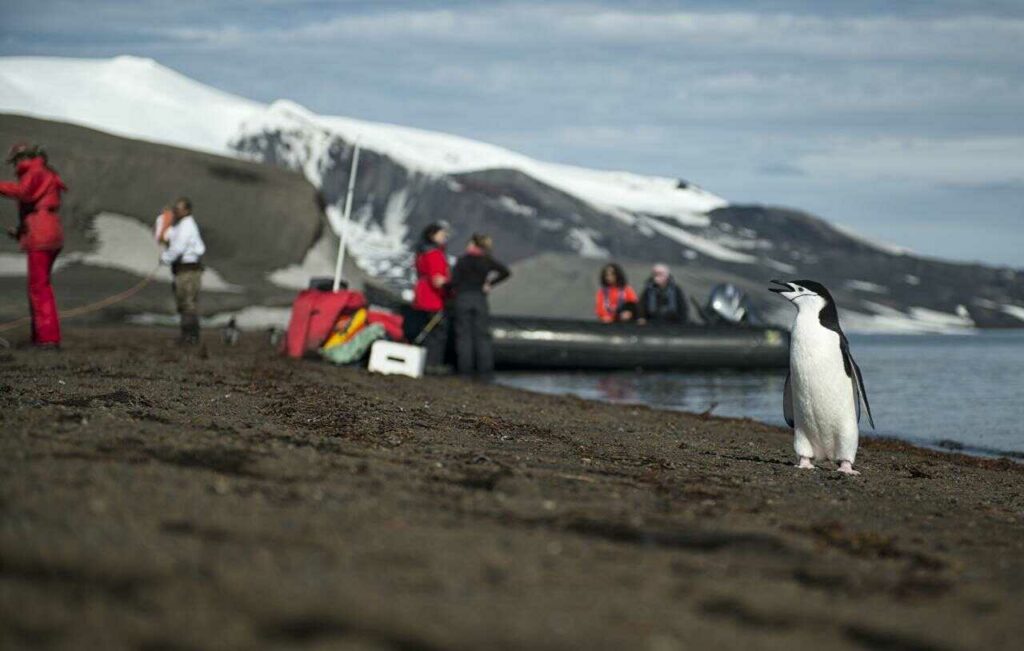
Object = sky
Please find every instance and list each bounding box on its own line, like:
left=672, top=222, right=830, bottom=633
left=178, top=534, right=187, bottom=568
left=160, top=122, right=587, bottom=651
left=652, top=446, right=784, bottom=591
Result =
left=2, top=0, right=1022, bottom=267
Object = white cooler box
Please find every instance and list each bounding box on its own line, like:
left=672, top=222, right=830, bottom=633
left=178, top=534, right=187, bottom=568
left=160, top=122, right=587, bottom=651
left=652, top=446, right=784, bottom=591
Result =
left=368, top=341, right=427, bottom=378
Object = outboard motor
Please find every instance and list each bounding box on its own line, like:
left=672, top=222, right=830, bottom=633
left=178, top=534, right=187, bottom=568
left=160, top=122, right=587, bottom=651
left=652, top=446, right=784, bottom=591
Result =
left=704, top=283, right=762, bottom=325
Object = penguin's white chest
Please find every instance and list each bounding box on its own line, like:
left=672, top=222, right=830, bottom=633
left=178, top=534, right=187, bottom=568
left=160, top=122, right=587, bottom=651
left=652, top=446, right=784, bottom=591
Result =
left=789, top=316, right=858, bottom=459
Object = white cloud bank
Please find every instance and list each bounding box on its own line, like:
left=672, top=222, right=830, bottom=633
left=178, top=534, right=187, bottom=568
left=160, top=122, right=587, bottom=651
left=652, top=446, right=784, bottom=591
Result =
left=163, top=6, right=1024, bottom=63
left=800, top=137, right=1024, bottom=186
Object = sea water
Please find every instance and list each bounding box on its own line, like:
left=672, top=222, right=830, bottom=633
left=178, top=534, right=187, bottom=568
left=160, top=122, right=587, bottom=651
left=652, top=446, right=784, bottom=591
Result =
left=495, top=330, right=1024, bottom=458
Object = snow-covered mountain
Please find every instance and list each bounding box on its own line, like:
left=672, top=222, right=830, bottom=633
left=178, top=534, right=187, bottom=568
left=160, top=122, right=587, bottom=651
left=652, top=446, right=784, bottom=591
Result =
left=2, top=55, right=1023, bottom=331
left=0, top=56, right=721, bottom=217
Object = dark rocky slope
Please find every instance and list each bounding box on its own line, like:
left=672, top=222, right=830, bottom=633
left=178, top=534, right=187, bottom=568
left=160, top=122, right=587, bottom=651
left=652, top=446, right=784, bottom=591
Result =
left=0, top=114, right=340, bottom=323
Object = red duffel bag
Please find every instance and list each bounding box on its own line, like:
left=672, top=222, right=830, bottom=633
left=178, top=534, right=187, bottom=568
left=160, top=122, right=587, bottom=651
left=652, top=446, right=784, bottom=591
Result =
left=283, top=289, right=367, bottom=358
left=366, top=310, right=405, bottom=342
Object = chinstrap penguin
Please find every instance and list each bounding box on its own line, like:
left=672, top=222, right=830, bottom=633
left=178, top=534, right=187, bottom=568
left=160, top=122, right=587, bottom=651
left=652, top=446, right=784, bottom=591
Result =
left=221, top=317, right=241, bottom=346
left=769, top=280, right=874, bottom=475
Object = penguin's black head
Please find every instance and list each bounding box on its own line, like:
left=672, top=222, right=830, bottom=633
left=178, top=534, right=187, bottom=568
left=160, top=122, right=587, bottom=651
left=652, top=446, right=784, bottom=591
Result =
left=769, top=279, right=835, bottom=306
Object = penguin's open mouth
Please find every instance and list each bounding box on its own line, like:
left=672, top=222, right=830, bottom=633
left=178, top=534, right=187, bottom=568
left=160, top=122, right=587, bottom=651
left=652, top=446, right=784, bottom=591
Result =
left=768, top=279, right=793, bottom=294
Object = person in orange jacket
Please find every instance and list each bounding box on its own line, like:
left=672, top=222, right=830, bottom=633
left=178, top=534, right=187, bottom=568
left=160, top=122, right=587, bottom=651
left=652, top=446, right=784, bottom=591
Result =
left=595, top=263, right=638, bottom=323
left=153, top=205, right=173, bottom=244
left=0, top=143, right=66, bottom=348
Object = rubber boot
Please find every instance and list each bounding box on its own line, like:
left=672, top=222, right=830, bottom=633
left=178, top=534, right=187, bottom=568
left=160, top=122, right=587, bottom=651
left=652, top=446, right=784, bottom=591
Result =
left=179, top=313, right=200, bottom=345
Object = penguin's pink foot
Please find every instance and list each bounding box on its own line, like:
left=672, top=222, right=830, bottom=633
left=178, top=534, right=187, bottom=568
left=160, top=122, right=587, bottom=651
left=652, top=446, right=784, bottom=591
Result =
left=796, top=457, right=815, bottom=470
left=837, top=461, right=860, bottom=476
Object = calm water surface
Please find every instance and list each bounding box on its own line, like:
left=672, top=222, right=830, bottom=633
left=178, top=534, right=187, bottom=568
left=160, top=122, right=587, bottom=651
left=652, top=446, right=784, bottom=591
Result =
left=495, top=331, right=1024, bottom=457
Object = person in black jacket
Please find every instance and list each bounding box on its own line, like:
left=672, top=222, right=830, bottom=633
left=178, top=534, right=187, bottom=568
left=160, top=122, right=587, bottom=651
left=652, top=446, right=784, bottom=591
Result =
left=450, top=233, right=511, bottom=378
left=638, top=263, right=688, bottom=324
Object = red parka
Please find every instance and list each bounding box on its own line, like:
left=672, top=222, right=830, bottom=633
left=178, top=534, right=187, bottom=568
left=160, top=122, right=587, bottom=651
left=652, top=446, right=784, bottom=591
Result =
left=595, top=285, right=638, bottom=323
left=412, top=246, right=450, bottom=312
left=0, top=156, right=66, bottom=252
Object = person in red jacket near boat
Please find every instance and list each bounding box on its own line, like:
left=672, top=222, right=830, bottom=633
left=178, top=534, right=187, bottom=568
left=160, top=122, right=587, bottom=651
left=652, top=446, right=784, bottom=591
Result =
left=1, top=143, right=66, bottom=349
left=409, top=222, right=451, bottom=368
left=595, top=263, right=638, bottom=323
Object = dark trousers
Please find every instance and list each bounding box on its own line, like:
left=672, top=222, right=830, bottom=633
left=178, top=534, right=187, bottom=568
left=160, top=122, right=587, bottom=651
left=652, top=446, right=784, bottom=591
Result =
left=425, top=315, right=448, bottom=367
left=454, top=292, right=493, bottom=377
left=404, top=308, right=448, bottom=367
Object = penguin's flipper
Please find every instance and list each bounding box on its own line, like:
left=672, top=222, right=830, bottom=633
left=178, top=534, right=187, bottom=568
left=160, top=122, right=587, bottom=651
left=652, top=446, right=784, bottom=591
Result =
left=840, top=337, right=875, bottom=429
left=783, top=371, right=794, bottom=428
left=850, top=355, right=875, bottom=429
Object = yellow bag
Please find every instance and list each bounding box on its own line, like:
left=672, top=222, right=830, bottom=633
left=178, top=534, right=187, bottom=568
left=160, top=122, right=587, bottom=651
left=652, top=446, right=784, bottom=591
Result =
left=323, top=308, right=367, bottom=350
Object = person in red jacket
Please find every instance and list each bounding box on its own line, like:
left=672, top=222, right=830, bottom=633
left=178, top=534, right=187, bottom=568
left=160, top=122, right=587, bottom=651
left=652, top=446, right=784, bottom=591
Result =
left=413, top=222, right=450, bottom=312
left=595, top=263, right=638, bottom=323
left=408, top=222, right=451, bottom=368
left=1, top=143, right=66, bottom=348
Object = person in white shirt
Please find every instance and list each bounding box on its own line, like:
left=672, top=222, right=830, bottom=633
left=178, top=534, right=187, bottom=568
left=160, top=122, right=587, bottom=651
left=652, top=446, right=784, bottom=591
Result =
left=159, top=197, right=206, bottom=344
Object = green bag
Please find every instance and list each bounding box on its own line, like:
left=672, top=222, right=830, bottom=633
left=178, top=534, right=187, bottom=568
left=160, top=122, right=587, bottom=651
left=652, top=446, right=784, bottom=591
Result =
left=320, top=323, right=386, bottom=365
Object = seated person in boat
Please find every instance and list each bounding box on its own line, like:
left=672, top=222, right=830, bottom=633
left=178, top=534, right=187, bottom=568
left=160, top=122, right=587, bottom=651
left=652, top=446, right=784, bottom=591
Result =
left=595, top=263, right=639, bottom=323
left=637, top=263, right=688, bottom=324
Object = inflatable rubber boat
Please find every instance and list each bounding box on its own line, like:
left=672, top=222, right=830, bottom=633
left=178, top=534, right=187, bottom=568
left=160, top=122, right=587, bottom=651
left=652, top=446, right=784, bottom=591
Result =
left=489, top=317, right=789, bottom=370
left=361, top=282, right=789, bottom=370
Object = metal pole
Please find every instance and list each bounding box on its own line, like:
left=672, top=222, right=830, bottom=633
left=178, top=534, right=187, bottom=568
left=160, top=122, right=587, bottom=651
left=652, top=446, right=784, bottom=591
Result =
left=333, top=142, right=361, bottom=291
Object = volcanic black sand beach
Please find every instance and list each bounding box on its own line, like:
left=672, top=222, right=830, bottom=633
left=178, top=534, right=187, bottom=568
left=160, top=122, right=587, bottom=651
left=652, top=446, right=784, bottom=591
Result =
left=2, top=327, right=1023, bottom=650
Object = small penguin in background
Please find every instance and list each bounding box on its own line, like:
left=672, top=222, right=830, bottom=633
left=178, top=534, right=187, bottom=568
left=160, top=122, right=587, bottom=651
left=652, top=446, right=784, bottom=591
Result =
left=222, top=317, right=241, bottom=346
left=267, top=327, right=284, bottom=348
left=769, top=280, right=874, bottom=475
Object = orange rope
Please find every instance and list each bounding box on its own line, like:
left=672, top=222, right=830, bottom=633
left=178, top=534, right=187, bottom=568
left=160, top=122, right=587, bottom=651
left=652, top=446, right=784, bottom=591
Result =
left=0, top=265, right=160, bottom=334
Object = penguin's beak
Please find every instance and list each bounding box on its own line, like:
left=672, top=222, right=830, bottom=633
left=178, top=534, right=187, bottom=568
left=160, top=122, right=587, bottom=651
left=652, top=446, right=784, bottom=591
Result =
left=768, top=279, right=794, bottom=295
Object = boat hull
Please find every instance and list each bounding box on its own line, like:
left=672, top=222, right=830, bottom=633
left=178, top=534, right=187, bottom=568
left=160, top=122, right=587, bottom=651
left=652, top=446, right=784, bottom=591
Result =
left=490, top=317, right=789, bottom=370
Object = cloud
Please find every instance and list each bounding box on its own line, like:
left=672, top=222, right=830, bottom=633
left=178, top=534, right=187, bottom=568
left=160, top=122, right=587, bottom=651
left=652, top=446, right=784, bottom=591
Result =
left=149, top=4, right=1024, bottom=64
left=548, top=124, right=669, bottom=148
left=122, top=4, right=1024, bottom=128
left=758, top=162, right=805, bottom=176
left=798, top=137, right=1024, bottom=185
left=562, top=10, right=1024, bottom=60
